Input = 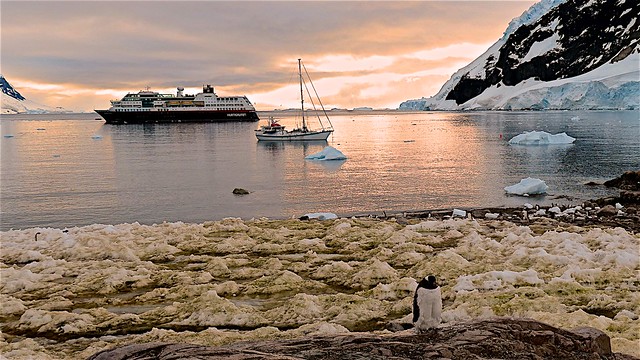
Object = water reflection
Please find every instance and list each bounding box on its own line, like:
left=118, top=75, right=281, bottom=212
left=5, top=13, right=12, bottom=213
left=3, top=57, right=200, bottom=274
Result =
left=1, top=111, right=637, bottom=230
left=305, top=159, right=346, bottom=172
left=256, top=140, right=328, bottom=155
left=508, top=143, right=575, bottom=175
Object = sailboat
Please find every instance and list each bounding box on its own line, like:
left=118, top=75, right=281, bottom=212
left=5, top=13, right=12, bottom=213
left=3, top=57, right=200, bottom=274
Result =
left=255, top=59, right=334, bottom=141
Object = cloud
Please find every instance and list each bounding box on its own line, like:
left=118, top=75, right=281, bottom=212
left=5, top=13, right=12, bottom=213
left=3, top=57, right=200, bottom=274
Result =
left=1, top=1, right=536, bottom=110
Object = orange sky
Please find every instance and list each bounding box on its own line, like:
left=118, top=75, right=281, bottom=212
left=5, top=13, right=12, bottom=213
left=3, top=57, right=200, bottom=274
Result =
left=2, top=1, right=536, bottom=112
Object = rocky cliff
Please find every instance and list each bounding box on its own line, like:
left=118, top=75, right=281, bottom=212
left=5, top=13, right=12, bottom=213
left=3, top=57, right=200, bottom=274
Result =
left=88, top=318, right=637, bottom=360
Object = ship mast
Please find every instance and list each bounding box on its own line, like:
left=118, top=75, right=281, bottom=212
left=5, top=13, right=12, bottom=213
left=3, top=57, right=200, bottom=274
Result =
left=299, top=59, right=306, bottom=131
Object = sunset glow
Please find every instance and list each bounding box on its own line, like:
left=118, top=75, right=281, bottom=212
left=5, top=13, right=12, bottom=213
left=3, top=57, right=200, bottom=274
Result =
left=2, top=1, right=536, bottom=112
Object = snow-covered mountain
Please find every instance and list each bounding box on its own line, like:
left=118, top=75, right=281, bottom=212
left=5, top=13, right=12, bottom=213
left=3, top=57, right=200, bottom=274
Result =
left=1, top=75, right=71, bottom=114
left=399, top=0, right=639, bottom=111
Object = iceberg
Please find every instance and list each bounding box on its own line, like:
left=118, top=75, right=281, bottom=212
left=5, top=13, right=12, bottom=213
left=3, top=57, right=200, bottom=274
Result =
left=303, top=212, right=338, bottom=220
left=452, top=209, right=467, bottom=218
left=508, top=131, right=575, bottom=145
left=305, top=146, right=347, bottom=161
left=504, top=177, right=549, bottom=195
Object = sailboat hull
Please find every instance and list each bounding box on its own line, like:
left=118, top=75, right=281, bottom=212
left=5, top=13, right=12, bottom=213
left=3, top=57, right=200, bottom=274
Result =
left=255, top=129, right=333, bottom=141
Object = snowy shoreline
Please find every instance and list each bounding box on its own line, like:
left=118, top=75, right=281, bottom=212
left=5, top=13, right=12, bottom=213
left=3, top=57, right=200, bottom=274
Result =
left=2, top=203, right=638, bottom=359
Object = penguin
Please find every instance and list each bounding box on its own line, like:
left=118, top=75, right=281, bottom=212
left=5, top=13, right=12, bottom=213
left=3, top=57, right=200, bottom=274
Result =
left=412, top=275, right=442, bottom=333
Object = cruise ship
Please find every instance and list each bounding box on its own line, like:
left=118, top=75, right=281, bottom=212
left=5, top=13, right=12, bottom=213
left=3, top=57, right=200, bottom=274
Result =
left=95, top=85, right=259, bottom=124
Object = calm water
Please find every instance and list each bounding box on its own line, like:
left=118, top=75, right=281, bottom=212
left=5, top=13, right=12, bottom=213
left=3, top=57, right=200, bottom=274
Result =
left=1, top=111, right=638, bottom=230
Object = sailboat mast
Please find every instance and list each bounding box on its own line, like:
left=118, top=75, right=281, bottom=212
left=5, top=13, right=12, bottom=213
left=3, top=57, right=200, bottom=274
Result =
left=298, top=59, right=306, bottom=131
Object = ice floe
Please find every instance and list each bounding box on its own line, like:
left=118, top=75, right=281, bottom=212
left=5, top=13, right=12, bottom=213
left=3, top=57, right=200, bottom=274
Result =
left=504, top=177, right=549, bottom=195
left=303, top=212, right=338, bottom=220
left=304, top=146, right=347, bottom=161
left=508, top=131, right=575, bottom=145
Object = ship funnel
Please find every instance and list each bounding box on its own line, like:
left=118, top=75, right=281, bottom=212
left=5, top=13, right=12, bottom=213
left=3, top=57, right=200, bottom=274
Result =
left=177, top=87, right=184, bottom=97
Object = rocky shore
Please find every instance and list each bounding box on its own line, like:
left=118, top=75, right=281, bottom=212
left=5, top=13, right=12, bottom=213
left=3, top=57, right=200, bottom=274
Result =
left=84, top=171, right=639, bottom=360
left=365, top=170, right=640, bottom=233
left=89, top=318, right=637, bottom=360
left=2, top=172, right=637, bottom=360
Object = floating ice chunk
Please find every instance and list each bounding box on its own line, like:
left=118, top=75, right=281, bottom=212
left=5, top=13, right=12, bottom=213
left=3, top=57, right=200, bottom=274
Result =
left=305, top=146, right=347, bottom=161
left=504, top=177, right=548, bottom=195
left=524, top=203, right=534, bottom=209
left=452, top=209, right=467, bottom=218
left=304, top=212, right=338, bottom=220
left=508, top=131, right=575, bottom=145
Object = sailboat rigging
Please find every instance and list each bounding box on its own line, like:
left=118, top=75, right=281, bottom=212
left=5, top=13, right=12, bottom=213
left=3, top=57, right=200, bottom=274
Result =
left=255, top=59, right=334, bottom=141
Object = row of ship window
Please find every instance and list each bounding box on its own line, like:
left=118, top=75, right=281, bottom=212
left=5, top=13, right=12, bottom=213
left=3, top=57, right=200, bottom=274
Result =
left=115, top=108, right=244, bottom=111
left=120, top=102, right=244, bottom=106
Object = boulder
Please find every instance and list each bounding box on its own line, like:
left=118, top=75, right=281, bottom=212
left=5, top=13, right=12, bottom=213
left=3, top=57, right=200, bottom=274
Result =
left=604, top=171, right=640, bottom=191
left=620, top=190, right=640, bottom=204
left=597, top=205, right=618, bottom=216
left=88, top=318, right=634, bottom=360
left=232, top=188, right=250, bottom=195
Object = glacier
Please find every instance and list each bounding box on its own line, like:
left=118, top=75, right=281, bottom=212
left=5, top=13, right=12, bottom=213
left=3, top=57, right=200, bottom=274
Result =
left=399, top=0, right=640, bottom=111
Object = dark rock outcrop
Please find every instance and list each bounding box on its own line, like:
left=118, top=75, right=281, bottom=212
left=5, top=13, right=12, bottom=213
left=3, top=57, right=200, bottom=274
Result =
left=87, top=318, right=637, bottom=360
left=1, top=75, right=26, bottom=101
left=446, top=0, right=640, bottom=105
left=604, top=171, right=640, bottom=191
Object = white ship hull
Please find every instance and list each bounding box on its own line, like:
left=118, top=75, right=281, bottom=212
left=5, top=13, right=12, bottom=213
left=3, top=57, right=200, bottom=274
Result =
left=255, top=129, right=333, bottom=141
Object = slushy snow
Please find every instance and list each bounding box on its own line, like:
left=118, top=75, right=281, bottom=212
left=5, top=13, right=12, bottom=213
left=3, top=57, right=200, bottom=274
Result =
left=305, top=146, right=347, bottom=161
left=508, top=131, right=576, bottom=145
left=1, top=218, right=638, bottom=359
left=505, top=177, right=549, bottom=195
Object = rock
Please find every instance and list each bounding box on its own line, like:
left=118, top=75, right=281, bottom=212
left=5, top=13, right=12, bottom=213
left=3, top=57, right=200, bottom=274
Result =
left=604, top=170, right=640, bottom=191
left=232, top=188, right=250, bottom=195
left=87, top=318, right=633, bottom=360
left=597, top=205, right=617, bottom=216
left=571, top=327, right=611, bottom=355
left=620, top=190, right=640, bottom=204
